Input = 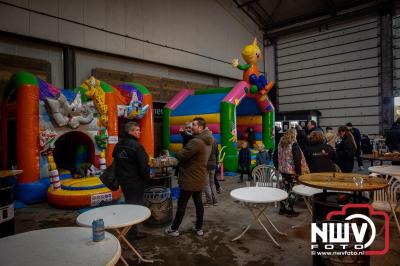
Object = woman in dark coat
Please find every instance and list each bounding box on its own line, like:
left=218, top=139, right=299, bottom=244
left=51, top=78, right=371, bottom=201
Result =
left=305, top=131, right=336, bottom=173
left=336, top=126, right=357, bottom=173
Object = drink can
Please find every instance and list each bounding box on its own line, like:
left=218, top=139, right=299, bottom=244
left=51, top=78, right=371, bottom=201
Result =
left=92, top=218, right=105, bottom=242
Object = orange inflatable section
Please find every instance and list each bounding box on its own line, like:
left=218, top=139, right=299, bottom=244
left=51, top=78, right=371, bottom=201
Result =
left=47, top=189, right=122, bottom=209
left=17, top=84, right=39, bottom=183
left=140, top=94, right=154, bottom=157
left=105, top=92, right=117, bottom=167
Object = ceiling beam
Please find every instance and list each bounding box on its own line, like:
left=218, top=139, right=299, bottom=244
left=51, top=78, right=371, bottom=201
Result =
left=237, top=0, right=259, bottom=8
left=233, top=0, right=265, bottom=29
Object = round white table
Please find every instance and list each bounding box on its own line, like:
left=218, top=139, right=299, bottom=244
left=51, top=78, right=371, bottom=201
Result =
left=0, top=227, right=120, bottom=266
left=230, top=187, right=288, bottom=247
left=77, top=204, right=152, bottom=264
left=368, top=165, right=400, bottom=177
left=291, top=185, right=323, bottom=229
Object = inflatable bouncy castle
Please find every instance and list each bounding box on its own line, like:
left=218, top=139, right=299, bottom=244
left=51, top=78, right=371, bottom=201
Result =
left=1, top=71, right=154, bottom=208
left=162, top=38, right=275, bottom=171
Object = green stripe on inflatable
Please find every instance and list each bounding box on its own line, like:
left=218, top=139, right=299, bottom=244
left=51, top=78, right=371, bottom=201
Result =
left=195, top=87, right=232, bottom=95
left=126, top=82, right=150, bottom=95
left=163, top=108, right=171, bottom=150
left=262, top=111, right=275, bottom=151
left=75, top=86, right=88, bottom=102
left=220, top=102, right=237, bottom=171
left=99, top=81, right=113, bottom=93
left=7, top=71, right=38, bottom=90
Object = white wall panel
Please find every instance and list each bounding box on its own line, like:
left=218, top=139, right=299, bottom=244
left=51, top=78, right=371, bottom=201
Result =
left=29, top=13, right=59, bottom=42
left=59, top=0, right=84, bottom=23
left=0, top=0, right=261, bottom=79
left=276, top=16, right=380, bottom=134
left=75, top=50, right=219, bottom=87
left=0, top=36, right=64, bottom=87
left=59, top=20, right=84, bottom=46
left=0, top=3, right=29, bottom=35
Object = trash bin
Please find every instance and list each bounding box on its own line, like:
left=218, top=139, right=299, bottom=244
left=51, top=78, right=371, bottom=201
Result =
left=143, top=171, right=173, bottom=226
left=0, top=181, right=15, bottom=238
left=312, top=192, right=370, bottom=266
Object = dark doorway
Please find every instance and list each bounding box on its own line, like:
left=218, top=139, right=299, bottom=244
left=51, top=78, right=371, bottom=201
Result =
left=53, top=131, right=95, bottom=173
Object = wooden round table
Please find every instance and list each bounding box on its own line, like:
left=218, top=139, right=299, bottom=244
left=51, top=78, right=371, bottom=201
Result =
left=298, top=172, right=388, bottom=193
left=0, top=170, right=23, bottom=179
left=361, top=154, right=400, bottom=166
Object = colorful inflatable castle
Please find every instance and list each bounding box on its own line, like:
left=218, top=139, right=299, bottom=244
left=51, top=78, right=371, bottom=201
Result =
left=2, top=71, right=154, bottom=208
left=162, top=37, right=275, bottom=171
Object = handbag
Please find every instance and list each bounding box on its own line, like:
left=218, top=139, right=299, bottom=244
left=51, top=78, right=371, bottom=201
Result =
left=99, top=161, right=119, bottom=191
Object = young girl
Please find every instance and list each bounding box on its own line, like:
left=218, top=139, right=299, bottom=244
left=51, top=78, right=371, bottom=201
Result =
left=238, top=141, right=252, bottom=183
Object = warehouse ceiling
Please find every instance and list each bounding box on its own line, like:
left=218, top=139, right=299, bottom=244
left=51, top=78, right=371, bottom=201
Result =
left=233, top=0, right=392, bottom=38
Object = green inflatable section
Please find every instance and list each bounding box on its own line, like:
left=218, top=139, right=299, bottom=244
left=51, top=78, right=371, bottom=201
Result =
left=125, top=82, right=151, bottom=95
left=220, top=101, right=237, bottom=171
left=162, top=108, right=172, bottom=150
left=262, top=111, right=275, bottom=151
left=6, top=71, right=38, bottom=91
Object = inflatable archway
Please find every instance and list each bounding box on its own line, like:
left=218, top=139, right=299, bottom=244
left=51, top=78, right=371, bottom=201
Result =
left=162, top=81, right=274, bottom=171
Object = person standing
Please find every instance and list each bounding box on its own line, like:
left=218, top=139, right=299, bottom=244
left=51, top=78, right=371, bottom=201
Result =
left=238, top=141, right=252, bottom=183
left=203, top=138, right=219, bottom=207
left=336, top=126, right=357, bottom=173
left=256, top=143, right=270, bottom=165
left=385, top=118, right=400, bottom=152
left=295, top=124, right=309, bottom=152
left=346, top=122, right=364, bottom=170
left=245, top=127, right=256, bottom=148
left=113, top=122, right=149, bottom=240
left=306, top=120, right=323, bottom=135
left=278, top=128, right=309, bottom=217
left=165, top=117, right=213, bottom=237
left=305, top=132, right=337, bottom=173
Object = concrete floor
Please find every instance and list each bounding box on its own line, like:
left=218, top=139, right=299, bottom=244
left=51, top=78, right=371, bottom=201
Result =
left=14, top=170, right=400, bottom=266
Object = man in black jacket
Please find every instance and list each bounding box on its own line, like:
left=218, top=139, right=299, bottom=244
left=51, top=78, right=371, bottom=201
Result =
left=346, top=122, right=364, bottom=170
left=386, top=118, right=400, bottom=152
left=113, top=121, right=150, bottom=239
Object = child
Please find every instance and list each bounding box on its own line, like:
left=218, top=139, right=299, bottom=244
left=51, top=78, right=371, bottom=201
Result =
left=256, top=143, right=270, bottom=166
left=238, top=141, right=252, bottom=183
left=179, top=122, right=193, bottom=148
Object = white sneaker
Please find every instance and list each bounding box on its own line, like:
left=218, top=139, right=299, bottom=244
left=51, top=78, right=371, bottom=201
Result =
left=192, top=226, right=204, bottom=236
left=165, top=226, right=179, bottom=237
left=359, top=166, right=365, bottom=170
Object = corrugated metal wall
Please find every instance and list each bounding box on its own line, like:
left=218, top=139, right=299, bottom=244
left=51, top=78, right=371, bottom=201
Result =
left=393, top=8, right=400, bottom=98
left=276, top=16, right=380, bottom=135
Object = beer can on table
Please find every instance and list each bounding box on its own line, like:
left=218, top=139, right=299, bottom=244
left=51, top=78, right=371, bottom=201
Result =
left=92, top=218, right=105, bottom=242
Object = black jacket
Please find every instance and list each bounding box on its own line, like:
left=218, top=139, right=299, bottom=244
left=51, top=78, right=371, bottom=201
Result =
left=239, top=147, right=251, bottom=167
left=386, top=123, right=400, bottom=152
left=292, top=143, right=302, bottom=175
left=336, top=134, right=356, bottom=173
left=296, top=129, right=309, bottom=152
left=351, top=127, right=362, bottom=146
left=113, top=135, right=150, bottom=186
left=305, top=143, right=336, bottom=173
